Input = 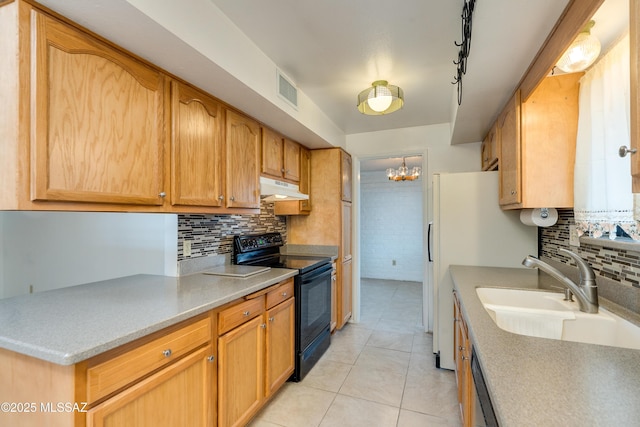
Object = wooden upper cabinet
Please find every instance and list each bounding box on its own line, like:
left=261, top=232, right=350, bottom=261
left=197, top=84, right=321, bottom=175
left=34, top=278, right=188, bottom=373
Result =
left=499, top=74, right=580, bottom=210
left=170, top=81, right=224, bottom=207
left=226, top=110, right=261, bottom=209
left=341, top=151, right=352, bottom=202
left=261, top=128, right=301, bottom=183
left=261, top=127, right=285, bottom=178
left=481, top=123, right=498, bottom=171
left=31, top=11, right=165, bottom=206
left=283, top=139, right=301, bottom=182
left=298, top=146, right=312, bottom=212
left=498, top=91, right=521, bottom=207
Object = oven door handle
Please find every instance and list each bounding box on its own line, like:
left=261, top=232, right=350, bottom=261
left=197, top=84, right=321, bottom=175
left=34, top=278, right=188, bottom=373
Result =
left=301, top=264, right=332, bottom=284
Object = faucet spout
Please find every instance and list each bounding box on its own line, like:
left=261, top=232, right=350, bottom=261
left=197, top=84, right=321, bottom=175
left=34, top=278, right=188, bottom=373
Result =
left=522, top=250, right=598, bottom=313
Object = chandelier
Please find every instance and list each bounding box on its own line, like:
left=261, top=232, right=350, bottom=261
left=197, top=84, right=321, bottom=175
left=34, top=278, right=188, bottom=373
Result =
left=386, top=158, right=421, bottom=181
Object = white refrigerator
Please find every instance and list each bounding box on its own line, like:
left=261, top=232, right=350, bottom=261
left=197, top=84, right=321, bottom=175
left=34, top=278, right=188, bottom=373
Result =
left=431, top=171, right=538, bottom=370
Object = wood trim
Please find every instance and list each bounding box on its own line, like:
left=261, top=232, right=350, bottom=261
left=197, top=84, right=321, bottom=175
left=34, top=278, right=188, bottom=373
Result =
left=631, top=0, right=640, bottom=192
left=518, top=0, right=604, bottom=101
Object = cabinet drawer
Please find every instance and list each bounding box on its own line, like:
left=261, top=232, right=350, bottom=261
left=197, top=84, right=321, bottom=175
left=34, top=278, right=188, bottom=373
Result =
left=87, top=317, right=211, bottom=404
left=266, top=279, right=294, bottom=309
left=218, top=297, right=265, bottom=335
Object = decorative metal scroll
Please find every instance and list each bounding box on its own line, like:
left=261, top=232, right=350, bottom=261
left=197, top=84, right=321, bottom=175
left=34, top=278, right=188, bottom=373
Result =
left=452, top=0, right=477, bottom=105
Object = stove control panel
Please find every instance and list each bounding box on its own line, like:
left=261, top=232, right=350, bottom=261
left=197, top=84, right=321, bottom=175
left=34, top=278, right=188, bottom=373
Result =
left=234, top=233, right=283, bottom=253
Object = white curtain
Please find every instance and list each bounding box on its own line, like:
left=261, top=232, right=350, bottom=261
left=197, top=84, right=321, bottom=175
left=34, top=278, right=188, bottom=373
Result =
left=574, top=34, right=634, bottom=239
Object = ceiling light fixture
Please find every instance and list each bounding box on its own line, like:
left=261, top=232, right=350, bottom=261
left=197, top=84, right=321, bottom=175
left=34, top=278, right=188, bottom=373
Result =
left=556, top=20, right=601, bottom=73
left=357, top=80, right=404, bottom=115
left=386, top=158, right=421, bottom=181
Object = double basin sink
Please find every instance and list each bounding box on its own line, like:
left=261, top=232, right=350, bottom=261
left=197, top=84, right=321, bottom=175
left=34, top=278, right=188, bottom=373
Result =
left=477, top=287, right=640, bottom=350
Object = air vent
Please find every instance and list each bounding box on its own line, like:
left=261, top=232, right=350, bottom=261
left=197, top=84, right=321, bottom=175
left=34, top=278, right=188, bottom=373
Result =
left=277, top=70, right=298, bottom=109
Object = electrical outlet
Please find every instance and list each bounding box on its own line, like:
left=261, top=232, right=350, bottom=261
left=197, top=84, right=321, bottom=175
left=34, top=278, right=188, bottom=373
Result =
left=569, top=225, right=580, bottom=247
left=184, top=241, right=192, bottom=257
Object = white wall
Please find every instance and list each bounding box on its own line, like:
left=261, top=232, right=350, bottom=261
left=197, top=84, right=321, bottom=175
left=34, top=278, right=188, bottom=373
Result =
left=0, top=212, right=177, bottom=299
left=360, top=171, right=423, bottom=281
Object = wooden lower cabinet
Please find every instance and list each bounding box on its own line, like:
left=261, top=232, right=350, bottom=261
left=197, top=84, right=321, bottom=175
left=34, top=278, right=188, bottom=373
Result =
left=340, top=258, right=353, bottom=328
left=453, top=292, right=478, bottom=427
left=218, top=315, right=265, bottom=427
left=86, top=347, right=213, bottom=427
left=265, top=297, right=295, bottom=396
left=217, top=279, right=295, bottom=427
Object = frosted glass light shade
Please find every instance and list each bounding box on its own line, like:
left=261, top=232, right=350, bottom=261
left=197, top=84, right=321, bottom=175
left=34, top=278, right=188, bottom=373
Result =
left=556, top=21, right=601, bottom=73
left=357, top=80, right=404, bottom=115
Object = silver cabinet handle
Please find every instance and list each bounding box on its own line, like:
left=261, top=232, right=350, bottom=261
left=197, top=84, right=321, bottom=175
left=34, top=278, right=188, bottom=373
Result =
left=243, top=310, right=250, bottom=316
left=162, top=349, right=172, bottom=358
left=619, top=145, right=637, bottom=157
left=261, top=323, right=267, bottom=329
left=230, top=196, right=235, bottom=201
left=159, top=192, right=166, bottom=198
left=281, top=292, right=287, bottom=297
left=207, top=355, right=215, bottom=363
left=218, top=195, right=224, bottom=201
left=269, top=317, right=275, bottom=322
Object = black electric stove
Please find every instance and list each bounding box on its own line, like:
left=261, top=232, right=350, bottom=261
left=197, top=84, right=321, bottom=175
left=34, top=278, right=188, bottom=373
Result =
left=233, top=232, right=332, bottom=381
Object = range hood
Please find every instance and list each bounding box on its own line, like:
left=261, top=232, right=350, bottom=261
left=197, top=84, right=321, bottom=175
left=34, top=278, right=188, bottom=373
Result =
left=260, top=177, right=309, bottom=202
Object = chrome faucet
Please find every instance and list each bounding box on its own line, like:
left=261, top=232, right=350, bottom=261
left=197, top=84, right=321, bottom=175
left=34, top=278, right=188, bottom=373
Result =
left=522, top=248, right=598, bottom=313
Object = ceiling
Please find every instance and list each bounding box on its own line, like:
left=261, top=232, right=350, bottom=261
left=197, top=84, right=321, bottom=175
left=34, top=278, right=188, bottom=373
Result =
left=33, top=0, right=628, bottom=149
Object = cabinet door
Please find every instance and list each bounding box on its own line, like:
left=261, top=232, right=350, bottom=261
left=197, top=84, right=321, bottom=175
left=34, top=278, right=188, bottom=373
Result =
left=171, top=81, right=224, bottom=207
left=341, top=151, right=353, bottom=202
left=265, top=298, right=295, bottom=397
left=342, top=201, right=352, bottom=261
left=340, top=258, right=353, bottom=328
left=226, top=110, right=261, bottom=209
left=299, top=146, right=312, bottom=212
left=481, top=124, right=498, bottom=171
left=283, top=139, right=301, bottom=182
left=86, top=347, right=213, bottom=427
left=31, top=12, right=165, bottom=205
left=218, top=315, right=264, bottom=427
left=498, top=91, right=521, bottom=206
left=261, top=127, right=284, bottom=179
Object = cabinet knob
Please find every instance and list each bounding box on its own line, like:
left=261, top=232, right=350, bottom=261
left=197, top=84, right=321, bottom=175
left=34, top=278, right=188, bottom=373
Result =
left=207, top=355, right=215, bottom=363
left=261, top=323, right=267, bottom=329
left=218, top=195, right=224, bottom=201
left=269, top=317, right=275, bottom=322
left=619, top=145, right=638, bottom=157
left=230, top=196, right=235, bottom=202
left=281, top=292, right=287, bottom=297
left=162, top=349, right=172, bottom=358
left=243, top=310, right=250, bottom=316
left=510, top=190, right=517, bottom=195
left=159, top=192, right=166, bottom=198
left=281, top=168, right=285, bottom=173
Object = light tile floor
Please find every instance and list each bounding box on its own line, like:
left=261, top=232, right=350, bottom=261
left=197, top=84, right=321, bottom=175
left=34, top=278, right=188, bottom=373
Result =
left=249, top=278, right=462, bottom=427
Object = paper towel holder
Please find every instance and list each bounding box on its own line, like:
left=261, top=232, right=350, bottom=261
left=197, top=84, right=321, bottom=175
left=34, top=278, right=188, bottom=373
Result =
left=540, top=208, right=549, bottom=219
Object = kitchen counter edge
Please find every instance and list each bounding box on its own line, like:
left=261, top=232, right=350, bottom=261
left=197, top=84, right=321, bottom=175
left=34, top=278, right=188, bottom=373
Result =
left=0, top=269, right=298, bottom=366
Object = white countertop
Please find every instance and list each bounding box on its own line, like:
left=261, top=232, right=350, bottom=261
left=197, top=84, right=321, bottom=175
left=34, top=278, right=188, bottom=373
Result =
left=0, top=269, right=297, bottom=365
left=450, top=265, right=640, bottom=427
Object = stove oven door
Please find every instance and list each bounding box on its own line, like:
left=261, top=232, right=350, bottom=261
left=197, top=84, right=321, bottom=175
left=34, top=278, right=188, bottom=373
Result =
left=296, top=263, right=332, bottom=351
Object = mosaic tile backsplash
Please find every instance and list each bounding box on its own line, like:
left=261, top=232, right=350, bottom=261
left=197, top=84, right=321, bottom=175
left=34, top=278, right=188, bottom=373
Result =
left=177, top=201, right=287, bottom=261
left=541, top=209, right=640, bottom=289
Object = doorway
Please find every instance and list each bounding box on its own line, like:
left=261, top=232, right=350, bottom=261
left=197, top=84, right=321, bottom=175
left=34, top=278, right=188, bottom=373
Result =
left=355, top=154, right=428, bottom=331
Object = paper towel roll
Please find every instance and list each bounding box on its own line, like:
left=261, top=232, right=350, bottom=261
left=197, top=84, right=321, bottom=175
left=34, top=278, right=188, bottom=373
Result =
left=520, top=208, right=558, bottom=227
